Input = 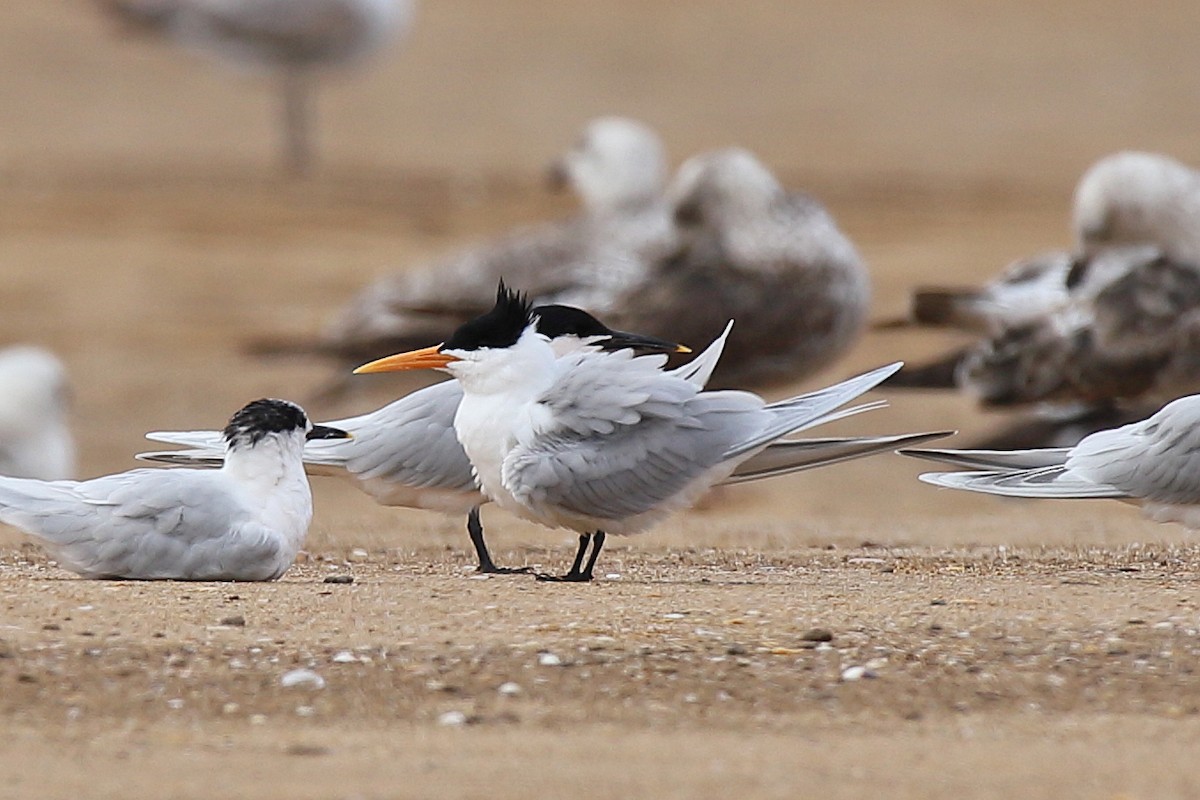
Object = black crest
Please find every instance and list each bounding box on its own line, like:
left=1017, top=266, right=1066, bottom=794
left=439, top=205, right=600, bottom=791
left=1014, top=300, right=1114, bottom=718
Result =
left=223, top=398, right=308, bottom=448
left=441, top=281, right=535, bottom=352
left=532, top=305, right=613, bottom=340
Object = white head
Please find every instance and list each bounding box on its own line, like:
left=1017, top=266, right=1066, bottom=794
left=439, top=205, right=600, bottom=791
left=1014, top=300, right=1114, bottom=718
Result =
left=0, top=346, right=74, bottom=480
left=221, top=398, right=348, bottom=480
left=1072, top=151, right=1200, bottom=259
left=548, top=117, right=667, bottom=214
left=668, top=147, right=783, bottom=230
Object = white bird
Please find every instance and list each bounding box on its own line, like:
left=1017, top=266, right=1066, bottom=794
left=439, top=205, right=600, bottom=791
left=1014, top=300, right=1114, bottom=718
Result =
left=353, top=284, right=947, bottom=582
left=0, top=399, right=348, bottom=580
left=142, top=305, right=694, bottom=574
left=1073, top=151, right=1200, bottom=265
left=311, top=116, right=673, bottom=367
left=98, top=0, right=415, bottom=175
left=0, top=346, right=75, bottom=481
left=906, top=394, right=1200, bottom=531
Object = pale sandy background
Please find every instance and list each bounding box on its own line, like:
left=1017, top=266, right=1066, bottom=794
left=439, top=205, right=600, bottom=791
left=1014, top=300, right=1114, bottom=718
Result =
left=1, top=3, right=1200, bottom=798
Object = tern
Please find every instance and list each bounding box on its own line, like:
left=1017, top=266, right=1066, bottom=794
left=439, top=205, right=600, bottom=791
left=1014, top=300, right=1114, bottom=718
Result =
left=353, top=284, right=948, bottom=582
left=0, top=346, right=75, bottom=480
left=141, top=306, right=694, bottom=574
left=904, top=394, right=1200, bottom=530
left=98, top=0, right=414, bottom=175
left=0, top=399, right=348, bottom=581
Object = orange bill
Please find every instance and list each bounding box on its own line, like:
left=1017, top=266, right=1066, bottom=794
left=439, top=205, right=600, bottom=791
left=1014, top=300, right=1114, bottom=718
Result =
left=353, top=345, right=462, bottom=374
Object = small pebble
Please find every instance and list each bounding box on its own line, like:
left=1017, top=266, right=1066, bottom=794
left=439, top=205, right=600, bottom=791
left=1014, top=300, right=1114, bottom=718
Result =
left=331, top=651, right=357, bottom=664
left=280, top=668, right=326, bottom=689
left=841, top=665, right=876, bottom=682
left=323, top=575, right=354, bottom=585
left=437, top=710, right=468, bottom=727
left=497, top=682, right=522, bottom=696
left=538, top=652, right=563, bottom=667
left=219, top=615, right=246, bottom=627
left=166, top=698, right=184, bottom=710
left=295, top=705, right=316, bottom=717
left=801, top=628, right=834, bottom=643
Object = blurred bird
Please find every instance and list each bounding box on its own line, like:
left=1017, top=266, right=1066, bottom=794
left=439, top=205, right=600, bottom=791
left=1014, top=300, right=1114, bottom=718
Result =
left=615, top=147, right=870, bottom=388
left=142, top=305, right=696, bottom=574
left=883, top=151, right=1200, bottom=448
left=906, top=393, right=1200, bottom=531
left=98, top=0, right=414, bottom=175
left=1074, top=151, right=1200, bottom=264
left=0, top=399, right=348, bottom=580
left=353, top=285, right=947, bottom=582
left=310, top=116, right=673, bottom=366
left=291, top=137, right=868, bottom=391
left=0, top=346, right=75, bottom=481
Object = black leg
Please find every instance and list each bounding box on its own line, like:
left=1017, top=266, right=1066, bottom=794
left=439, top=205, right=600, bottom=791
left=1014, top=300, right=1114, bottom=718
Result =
left=536, top=531, right=604, bottom=583
left=467, top=506, right=530, bottom=574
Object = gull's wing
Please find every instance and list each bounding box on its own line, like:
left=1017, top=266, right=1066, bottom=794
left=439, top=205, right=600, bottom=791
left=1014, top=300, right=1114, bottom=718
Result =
left=725, top=430, right=953, bottom=484
left=917, top=467, right=1126, bottom=499
left=898, top=447, right=1073, bottom=471
left=0, top=470, right=288, bottom=580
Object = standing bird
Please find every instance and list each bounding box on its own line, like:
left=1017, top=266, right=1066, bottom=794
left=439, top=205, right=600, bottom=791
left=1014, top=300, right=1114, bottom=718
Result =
left=353, top=285, right=946, bottom=582
left=97, top=0, right=414, bottom=175
left=142, top=306, right=696, bottom=574
left=905, top=394, right=1200, bottom=531
left=313, top=116, right=673, bottom=366
left=0, top=399, right=348, bottom=580
left=0, top=346, right=75, bottom=480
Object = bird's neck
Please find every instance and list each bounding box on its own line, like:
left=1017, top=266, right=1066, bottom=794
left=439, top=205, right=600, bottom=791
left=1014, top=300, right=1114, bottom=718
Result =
left=223, top=437, right=308, bottom=495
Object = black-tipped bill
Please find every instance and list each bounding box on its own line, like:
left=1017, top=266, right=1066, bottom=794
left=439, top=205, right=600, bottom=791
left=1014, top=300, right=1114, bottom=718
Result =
left=307, top=425, right=352, bottom=441
left=601, top=330, right=691, bottom=354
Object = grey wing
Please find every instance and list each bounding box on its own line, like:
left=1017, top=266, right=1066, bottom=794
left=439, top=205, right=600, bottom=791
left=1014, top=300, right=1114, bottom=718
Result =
left=898, top=447, right=1073, bottom=471
left=917, top=467, right=1125, bottom=499
left=1066, top=398, right=1200, bottom=503
left=726, top=430, right=953, bottom=484
left=0, top=470, right=270, bottom=578
left=506, top=391, right=767, bottom=520
left=316, top=380, right=476, bottom=492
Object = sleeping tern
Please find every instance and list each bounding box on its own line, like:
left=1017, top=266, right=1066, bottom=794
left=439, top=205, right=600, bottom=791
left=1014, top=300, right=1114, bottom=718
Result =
left=141, top=306, right=695, bottom=573
left=354, top=284, right=949, bottom=582
left=0, top=398, right=348, bottom=580
left=904, top=394, right=1200, bottom=530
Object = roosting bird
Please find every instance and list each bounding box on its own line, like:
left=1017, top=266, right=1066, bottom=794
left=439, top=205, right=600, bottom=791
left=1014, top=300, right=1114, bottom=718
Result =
left=0, top=399, right=348, bottom=580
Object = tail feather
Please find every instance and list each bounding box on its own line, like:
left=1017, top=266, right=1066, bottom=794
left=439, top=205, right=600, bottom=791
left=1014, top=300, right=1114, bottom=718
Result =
left=725, top=430, right=953, bottom=484
left=917, top=467, right=1125, bottom=499
left=724, top=362, right=903, bottom=460
left=899, top=447, right=1072, bottom=471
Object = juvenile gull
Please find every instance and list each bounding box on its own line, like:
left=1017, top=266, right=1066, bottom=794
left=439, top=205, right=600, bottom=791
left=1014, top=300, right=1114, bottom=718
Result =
left=0, top=346, right=75, bottom=481
left=354, top=284, right=947, bottom=582
left=98, top=0, right=414, bottom=174
left=0, top=399, right=348, bottom=580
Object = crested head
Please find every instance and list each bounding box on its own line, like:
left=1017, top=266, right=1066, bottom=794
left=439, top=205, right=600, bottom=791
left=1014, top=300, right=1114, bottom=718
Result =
left=668, top=147, right=782, bottom=227
left=532, top=304, right=613, bottom=341
left=223, top=398, right=309, bottom=450
left=442, top=282, right=536, bottom=353
left=551, top=116, right=666, bottom=213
